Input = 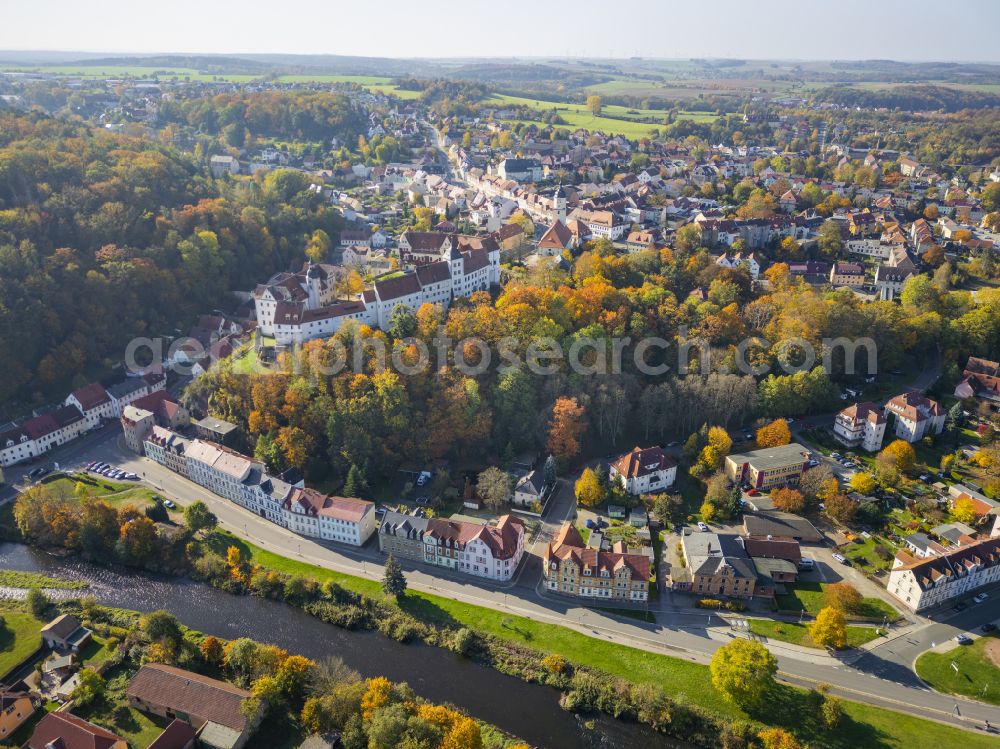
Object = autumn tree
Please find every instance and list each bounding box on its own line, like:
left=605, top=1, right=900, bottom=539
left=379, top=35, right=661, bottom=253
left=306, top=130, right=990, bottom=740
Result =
left=756, top=419, right=792, bottom=448
left=709, top=639, right=777, bottom=709
left=477, top=467, right=512, bottom=510
left=771, top=488, right=805, bottom=514
left=758, top=727, right=803, bottom=749
left=824, top=582, right=863, bottom=614
left=809, top=606, right=848, bottom=649
left=586, top=95, right=603, bottom=116
left=879, top=439, right=916, bottom=474
left=575, top=468, right=606, bottom=508
left=849, top=472, right=876, bottom=495
left=547, top=397, right=587, bottom=463
left=201, top=635, right=225, bottom=666
left=951, top=496, right=979, bottom=525
left=824, top=493, right=857, bottom=525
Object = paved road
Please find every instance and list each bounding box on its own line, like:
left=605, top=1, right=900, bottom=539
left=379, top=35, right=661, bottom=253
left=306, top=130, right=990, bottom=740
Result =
left=15, top=434, right=989, bottom=734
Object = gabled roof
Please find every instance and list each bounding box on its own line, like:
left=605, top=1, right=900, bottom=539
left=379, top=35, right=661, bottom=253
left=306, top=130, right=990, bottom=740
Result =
left=29, top=712, right=124, bottom=749
left=546, top=522, right=650, bottom=581
left=895, top=538, right=1000, bottom=591
left=70, top=382, right=111, bottom=411
left=127, top=663, right=251, bottom=733
left=611, top=446, right=674, bottom=479
left=375, top=272, right=423, bottom=302
left=538, top=220, right=573, bottom=251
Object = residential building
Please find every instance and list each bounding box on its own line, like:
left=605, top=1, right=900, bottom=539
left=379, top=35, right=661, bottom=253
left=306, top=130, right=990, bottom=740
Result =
left=884, top=392, right=945, bottom=442
left=40, top=614, right=92, bottom=652
left=128, top=663, right=263, bottom=749
left=193, top=416, right=239, bottom=445
left=724, top=444, right=810, bottom=490
left=829, top=262, right=866, bottom=286
left=954, top=356, right=1000, bottom=406
left=143, top=426, right=190, bottom=477
left=28, top=712, right=127, bottom=749
left=834, top=401, right=886, bottom=452
left=106, top=373, right=166, bottom=418
left=209, top=155, right=240, bottom=177
left=672, top=532, right=758, bottom=598
left=536, top=220, right=575, bottom=256
left=65, top=382, right=114, bottom=430
left=609, top=446, right=677, bottom=495
left=121, top=405, right=156, bottom=454
left=497, top=157, right=542, bottom=182
left=185, top=440, right=260, bottom=505
left=512, top=470, right=545, bottom=508
left=0, top=405, right=89, bottom=467
left=378, top=512, right=525, bottom=581
left=281, top=488, right=377, bottom=546
left=132, top=390, right=190, bottom=430
left=887, top=538, right=1000, bottom=612
left=544, top=524, right=650, bottom=603
left=0, top=691, right=35, bottom=741
left=901, top=532, right=949, bottom=559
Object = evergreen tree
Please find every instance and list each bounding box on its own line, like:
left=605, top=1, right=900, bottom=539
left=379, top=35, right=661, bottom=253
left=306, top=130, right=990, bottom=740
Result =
left=343, top=464, right=369, bottom=498
left=543, top=455, right=557, bottom=486
left=946, top=401, right=964, bottom=431
left=382, top=554, right=407, bottom=599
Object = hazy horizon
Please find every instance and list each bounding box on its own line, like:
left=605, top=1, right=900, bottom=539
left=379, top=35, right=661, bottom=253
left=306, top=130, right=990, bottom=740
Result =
left=3, top=0, right=1000, bottom=62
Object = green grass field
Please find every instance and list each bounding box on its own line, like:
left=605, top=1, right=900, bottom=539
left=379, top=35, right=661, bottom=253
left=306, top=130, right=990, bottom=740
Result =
left=0, top=610, right=42, bottom=679
left=204, top=531, right=1000, bottom=749
left=749, top=619, right=883, bottom=649
left=0, top=570, right=86, bottom=590
left=485, top=93, right=717, bottom=138
left=0, top=64, right=259, bottom=82
left=72, top=664, right=169, bottom=749
left=39, top=472, right=163, bottom=511
left=774, top=582, right=899, bottom=620
left=915, top=635, right=1000, bottom=705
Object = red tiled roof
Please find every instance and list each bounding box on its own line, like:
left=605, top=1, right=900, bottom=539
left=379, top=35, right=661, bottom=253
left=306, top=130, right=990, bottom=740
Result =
left=546, top=522, right=650, bottom=581
left=127, top=663, right=251, bottom=733
left=29, top=712, right=125, bottom=749
left=71, top=383, right=111, bottom=411
left=611, top=446, right=675, bottom=479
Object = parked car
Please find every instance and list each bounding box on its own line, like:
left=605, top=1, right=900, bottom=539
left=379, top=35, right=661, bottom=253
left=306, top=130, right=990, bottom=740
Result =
left=832, top=553, right=849, bottom=565
left=28, top=467, right=44, bottom=479
left=952, top=602, right=968, bottom=612
left=697, top=521, right=709, bottom=532
left=982, top=623, right=997, bottom=633
left=974, top=592, right=989, bottom=604
left=954, top=634, right=973, bottom=645
left=747, top=488, right=758, bottom=496
left=808, top=459, right=820, bottom=467
left=798, top=557, right=815, bottom=570
left=585, top=518, right=595, bottom=529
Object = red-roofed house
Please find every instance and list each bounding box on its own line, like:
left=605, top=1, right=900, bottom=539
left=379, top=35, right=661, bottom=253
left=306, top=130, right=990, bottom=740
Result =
left=834, top=401, right=886, bottom=452
left=65, top=383, right=114, bottom=430
left=885, top=392, right=945, bottom=442
left=536, top=220, right=575, bottom=256
left=954, top=356, right=1000, bottom=406
left=282, top=488, right=377, bottom=546
left=28, top=712, right=127, bottom=749
left=422, top=514, right=525, bottom=581
left=609, top=446, right=677, bottom=495
left=544, top=523, right=650, bottom=602
left=887, top=537, right=1000, bottom=611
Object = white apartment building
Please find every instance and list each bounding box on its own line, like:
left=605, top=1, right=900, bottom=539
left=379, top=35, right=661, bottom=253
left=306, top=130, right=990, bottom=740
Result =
left=834, top=401, right=887, bottom=452
left=65, top=383, right=115, bottom=430
left=0, top=405, right=87, bottom=467
left=282, top=487, right=377, bottom=546
left=609, top=446, right=677, bottom=495
left=885, top=392, right=945, bottom=442
left=143, top=426, right=190, bottom=477
left=887, top=538, right=1000, bottom=612
left=185, top=439, right=260, bottom=505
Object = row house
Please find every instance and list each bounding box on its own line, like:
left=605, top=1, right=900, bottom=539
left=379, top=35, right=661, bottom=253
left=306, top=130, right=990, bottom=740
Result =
left=544, top=524, right=650, bottom=603
left=185, top=439, right=260, bottom=505
left=65, top=383, right=115, bottom=430
left=143, top=426, right=190, bottom=477
left=281, top=487, right=377, bottom=546
left=378, top=511, right=525, bottom=581
left=887, top=538, right=1000, bottom=612
left=567, top=208, right=628, bottom=240
left=0, top=405, right=87, bottom=467
left=673, top=532, right=759, bottom=599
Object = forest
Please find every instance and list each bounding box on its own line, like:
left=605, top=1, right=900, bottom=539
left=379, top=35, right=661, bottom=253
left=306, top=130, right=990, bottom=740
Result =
left=0, top=109, right=350, bottom=412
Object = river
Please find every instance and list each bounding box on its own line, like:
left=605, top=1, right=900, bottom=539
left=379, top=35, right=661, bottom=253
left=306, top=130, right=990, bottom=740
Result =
left=0, top=543, right=684, bottom=749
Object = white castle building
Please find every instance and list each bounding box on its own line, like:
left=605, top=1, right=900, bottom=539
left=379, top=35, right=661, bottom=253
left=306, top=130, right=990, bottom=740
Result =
left=253, top=234, right=501, bottom=346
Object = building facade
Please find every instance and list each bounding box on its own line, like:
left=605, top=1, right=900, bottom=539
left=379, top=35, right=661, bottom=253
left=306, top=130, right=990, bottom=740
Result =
left=609, top=446, right=677, bottom=495
left=543, top=524, right=650, bottom=603
left=834, top=401, right=886, bottom=452
left=724, top=444, right=810, bottom=490
left=887, top=538, right=1000, bottom=612
left=885, top=392, right=945, bottom=442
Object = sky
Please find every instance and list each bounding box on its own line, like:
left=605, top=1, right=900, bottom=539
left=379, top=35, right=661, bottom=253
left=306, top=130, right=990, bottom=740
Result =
left=2, top=0, right=999, bottom=62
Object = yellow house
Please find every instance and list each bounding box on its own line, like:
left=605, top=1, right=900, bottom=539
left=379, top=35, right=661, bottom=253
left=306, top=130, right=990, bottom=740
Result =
left=0, top=691, right=35, bottom=741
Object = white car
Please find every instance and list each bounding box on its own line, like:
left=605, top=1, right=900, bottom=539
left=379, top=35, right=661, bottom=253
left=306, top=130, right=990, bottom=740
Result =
left=697, top=521, right=709, bottom=532
left=798, top=557, right=815, bottom=570
left=974, top=593, right=989, bottom=604
left=954, top=634, right=973, bottom=645
left=832, top=553, right=849, bottom=565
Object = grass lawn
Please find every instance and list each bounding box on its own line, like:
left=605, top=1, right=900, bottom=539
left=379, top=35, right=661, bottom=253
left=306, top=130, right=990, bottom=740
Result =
left=0, top=609, right=42, bottom=679
left=842, top=537, right=896, bottom=574
left=575, top=525, right=591, bottom=544
left=39, top=473, right=167, bottom=513
left=0, top=570, right=87, bottom=590
left=206, top=532, right=1000, bottom=749
left=915, top=635, right=1000, bottom=705
left=749, top=619, right=883, bottom=649
left=774, top=582, right=899, bottom=620
left=79, top=635, right=113, bottom=668
left=72, top=664, right=170, bottom=749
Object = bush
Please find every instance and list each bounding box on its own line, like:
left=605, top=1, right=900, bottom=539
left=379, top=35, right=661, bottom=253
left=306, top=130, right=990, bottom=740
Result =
left=26, top=589, right=50, bottom=619
left=695, top=598, right=723, bottom=609
left=723, top=600, right=747, bottom=612
left=449, top=627, right=476, bottom=656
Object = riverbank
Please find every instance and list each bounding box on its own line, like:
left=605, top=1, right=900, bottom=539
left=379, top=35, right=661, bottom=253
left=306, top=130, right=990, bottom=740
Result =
left=198, top=531, right=1000, bottom=749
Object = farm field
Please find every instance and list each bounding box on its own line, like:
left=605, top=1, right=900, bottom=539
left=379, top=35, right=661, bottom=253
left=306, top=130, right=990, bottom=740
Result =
left=485, top=93, right=716, bottom=138
left=0, top=64, right=258, bottom=82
